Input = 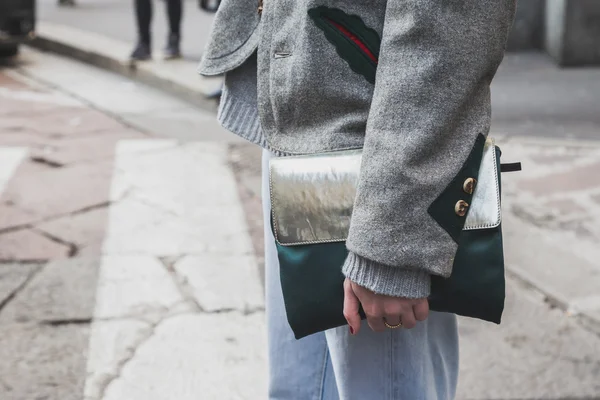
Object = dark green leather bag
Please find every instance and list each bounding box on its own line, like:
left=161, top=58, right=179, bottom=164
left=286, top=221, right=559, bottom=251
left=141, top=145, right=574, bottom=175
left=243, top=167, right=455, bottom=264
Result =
left=270, top=136, right=511, bottom=339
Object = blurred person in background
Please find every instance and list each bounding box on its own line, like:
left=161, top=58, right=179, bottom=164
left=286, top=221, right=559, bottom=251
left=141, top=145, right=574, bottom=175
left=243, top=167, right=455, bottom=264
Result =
left=131, top=0, right=182, bottom=60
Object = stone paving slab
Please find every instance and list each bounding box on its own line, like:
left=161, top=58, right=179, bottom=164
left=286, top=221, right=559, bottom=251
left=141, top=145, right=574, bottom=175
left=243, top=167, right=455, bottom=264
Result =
left=0, top=258, right=100, bottom=324
left=174, top=255, right=264, bottom=312
left=0, top=322, right=90, bottom=400
left=229, top=144, right=266, bottom=283
left=0, top=81, right=82, bottom=108
left=36, top=207, right=109, bottom=257
left=457, top=276, right=600, bottom=400
left=0, top=71, right=29, bottom=88
left=498, top=137, right=600, bottom=329
left=83, top=318, right=153, bottom=400
left=81, top=137, right=267, bottom=400
left=0, top=229, right=71, bottom=261
left=120, top=111, right=245, bottom=143
left=0, top=203, right=39, bottom=232
left=101, top=313, right=267, bottom=400
left=0, top=107, right=125, bottom=138
left=0, top=95, right=71, bottom=116
left=92, top=256, right=184, bottom=321
left=0, top=70, right=85, bottom=115
left=0, top=160, right=115, bottom=230
left=0, top=132, right=60, bottom=149
left=29, top=129, right=147, bottom=166
left=101, top=196, right=236, bottom=256
left=102, top=141, right=255, bottom=256
left=504, top=216, right=600, bottom=307
left=109, top=141, right=249, bottom=211
left=0, top=70, right=144, bottom=253
left=0, top=263, right=40, bottom=307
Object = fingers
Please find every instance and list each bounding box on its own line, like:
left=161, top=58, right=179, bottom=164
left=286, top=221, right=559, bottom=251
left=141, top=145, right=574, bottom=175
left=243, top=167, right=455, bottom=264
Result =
left=343, top=279, right=362, bottom=335
left=366, top=314, right=386, bottom=332
left=346, top=280, right=429, bottom=334
left=396, top=299, right=428, bottom=329
left=383, top=302, right=402, bottom=328
left=368, top=303, right=402, bottom=332
left=413, top=299, right=430, bottom=322
left=370, top=301, right=422, bottom=331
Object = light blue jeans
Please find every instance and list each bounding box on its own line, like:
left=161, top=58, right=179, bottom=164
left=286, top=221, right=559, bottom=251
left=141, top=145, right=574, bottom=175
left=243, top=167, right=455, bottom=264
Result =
left=262, top=150, right=460, bottom=400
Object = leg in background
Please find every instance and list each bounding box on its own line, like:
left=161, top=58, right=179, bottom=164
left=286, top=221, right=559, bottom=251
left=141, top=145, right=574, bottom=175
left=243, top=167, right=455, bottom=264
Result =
left=131, top=0, right=152, bottom=60
left=164, top=0, right=182, bottom=58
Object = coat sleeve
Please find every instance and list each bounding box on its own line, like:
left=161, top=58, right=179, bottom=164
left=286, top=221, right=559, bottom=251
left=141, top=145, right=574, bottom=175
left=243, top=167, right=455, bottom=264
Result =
left=343, top=0, right=516, bottom=298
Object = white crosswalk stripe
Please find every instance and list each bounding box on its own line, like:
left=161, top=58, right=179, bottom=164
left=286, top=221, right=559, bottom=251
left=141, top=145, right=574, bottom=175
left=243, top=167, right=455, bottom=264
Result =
left=84, top=140, right=266, bottom=400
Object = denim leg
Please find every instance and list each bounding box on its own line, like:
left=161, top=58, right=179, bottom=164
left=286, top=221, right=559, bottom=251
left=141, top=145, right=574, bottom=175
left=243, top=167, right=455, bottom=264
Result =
left=263, top=150, right=339, bottom=400
left=325, top=314, right=459, bottom=400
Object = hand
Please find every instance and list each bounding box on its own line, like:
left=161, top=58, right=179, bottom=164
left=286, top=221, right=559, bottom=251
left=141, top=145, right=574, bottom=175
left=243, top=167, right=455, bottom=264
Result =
left=343, top=278, right=429, bottom=334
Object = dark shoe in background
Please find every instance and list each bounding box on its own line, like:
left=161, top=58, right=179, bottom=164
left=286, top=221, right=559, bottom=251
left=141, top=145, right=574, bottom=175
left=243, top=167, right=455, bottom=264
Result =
left=163, top=34, right=181, bottom=60
left=131, top=42, right=152, bottom=61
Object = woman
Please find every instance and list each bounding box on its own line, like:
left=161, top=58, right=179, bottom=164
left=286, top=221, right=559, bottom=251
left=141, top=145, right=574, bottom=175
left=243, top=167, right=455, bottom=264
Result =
left=131, top=0, right=182, bottom=60
left=199, top=1, right=516, bottom=398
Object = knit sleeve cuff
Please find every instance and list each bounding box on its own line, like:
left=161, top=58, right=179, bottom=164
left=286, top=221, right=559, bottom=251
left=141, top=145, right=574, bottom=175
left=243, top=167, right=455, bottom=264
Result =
left=342, top=252, right=431, bottom=298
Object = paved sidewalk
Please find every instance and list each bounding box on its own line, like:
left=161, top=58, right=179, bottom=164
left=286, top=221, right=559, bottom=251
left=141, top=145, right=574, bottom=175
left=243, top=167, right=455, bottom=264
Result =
left=499, top=137, right=600, bottom=331
left=0, top=53, right=266, bottom=400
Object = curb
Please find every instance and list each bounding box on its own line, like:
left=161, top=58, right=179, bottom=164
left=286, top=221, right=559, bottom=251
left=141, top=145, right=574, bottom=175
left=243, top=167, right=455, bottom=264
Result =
left=28, top=21, right=222, bottom=113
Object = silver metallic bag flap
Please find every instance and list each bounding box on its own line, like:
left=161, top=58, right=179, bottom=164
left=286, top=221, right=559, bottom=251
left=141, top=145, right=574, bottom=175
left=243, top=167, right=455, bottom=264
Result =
left=270, top=137, right=500, bottom=246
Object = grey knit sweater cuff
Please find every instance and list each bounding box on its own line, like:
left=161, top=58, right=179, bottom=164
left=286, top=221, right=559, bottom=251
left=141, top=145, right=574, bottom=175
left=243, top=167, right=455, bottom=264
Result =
left=342, top=252, right=431, bottom=298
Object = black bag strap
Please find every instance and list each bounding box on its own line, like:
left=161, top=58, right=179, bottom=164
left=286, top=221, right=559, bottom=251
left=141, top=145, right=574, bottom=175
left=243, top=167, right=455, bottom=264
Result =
left=500, top=162, right=522, bottom=173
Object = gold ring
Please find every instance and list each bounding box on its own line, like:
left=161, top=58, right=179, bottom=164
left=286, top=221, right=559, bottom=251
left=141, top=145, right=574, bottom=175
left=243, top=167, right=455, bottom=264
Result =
left=384, top=319, right=403, bottom=329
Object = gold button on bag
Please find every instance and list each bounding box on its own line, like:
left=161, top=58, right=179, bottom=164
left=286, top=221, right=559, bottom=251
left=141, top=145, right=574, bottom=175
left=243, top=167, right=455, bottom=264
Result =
left=258, top=0, right=263, bottom=14
left=463, top=177, right=477, bottom=195
left=455, top=200, right=469, bottom=217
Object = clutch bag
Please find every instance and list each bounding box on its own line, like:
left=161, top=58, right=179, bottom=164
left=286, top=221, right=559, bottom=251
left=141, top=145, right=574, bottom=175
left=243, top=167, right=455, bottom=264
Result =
left=270, top=136, right=507, bottom=339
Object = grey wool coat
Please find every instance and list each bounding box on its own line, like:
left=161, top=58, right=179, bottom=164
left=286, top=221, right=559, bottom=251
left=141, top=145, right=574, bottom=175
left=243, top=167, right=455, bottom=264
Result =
left=198, top=0, right=517, bottom=298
